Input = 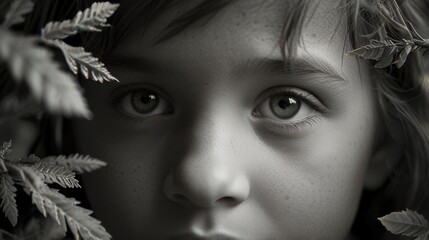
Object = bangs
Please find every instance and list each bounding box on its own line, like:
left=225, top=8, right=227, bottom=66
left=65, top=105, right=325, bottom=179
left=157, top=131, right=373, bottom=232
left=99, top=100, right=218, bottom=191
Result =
left=77, top=0, right=231, bottom=58
left=77, top=0, right=321, bottom=61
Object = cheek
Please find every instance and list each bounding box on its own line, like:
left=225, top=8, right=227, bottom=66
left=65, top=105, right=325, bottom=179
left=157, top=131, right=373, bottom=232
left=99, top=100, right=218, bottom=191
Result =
left=250, top=96, right=376, bottom=238
left=73, top=118, right=173, bottom=234
left=249, top=131, right=371, bottom=238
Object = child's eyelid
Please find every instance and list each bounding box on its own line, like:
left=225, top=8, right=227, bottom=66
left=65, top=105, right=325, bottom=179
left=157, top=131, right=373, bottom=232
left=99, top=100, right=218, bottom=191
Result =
left=255, top=86, right=329, bottom=114
left=108, top=83, right=173, bottom=104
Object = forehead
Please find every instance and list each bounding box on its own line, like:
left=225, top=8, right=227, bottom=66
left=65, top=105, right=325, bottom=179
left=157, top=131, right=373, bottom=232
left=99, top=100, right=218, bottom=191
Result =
left=113, top=0, right=347, bottom=57
left=108, top=0, right=354, bottom=84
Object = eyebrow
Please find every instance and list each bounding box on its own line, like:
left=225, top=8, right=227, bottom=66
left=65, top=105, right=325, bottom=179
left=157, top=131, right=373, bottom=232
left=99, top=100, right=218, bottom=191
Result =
left=106, top=54, right=349, bottom=87
left=236, top=56, right=349, bottom=85
left=105, top=56, right=166, bottom=75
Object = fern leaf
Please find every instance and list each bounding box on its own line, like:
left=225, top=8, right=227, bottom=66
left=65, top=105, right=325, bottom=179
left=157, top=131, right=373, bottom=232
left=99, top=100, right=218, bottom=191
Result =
left=20, top=168, right=110, bottom=240
left=348, top=40, right=398, bottom=61
left=31, top=162, right=80, bottom=188
left=379, top=209, right=429, bottom=237
left=8, top=165, right=111, bottom=240
left=45, top=189, right=111, bottom=240
left=393, top=44, right=412, bottom=68
left=42, top=154, right=107, bottom=174
left=19, top=154, right=41, bottom=163
left=0, top=173, right=18, bottom=226
left=0, top=140, right=12, bottom=172
left=41, top=2, right=119, bottom=39
left=0, top=158, right=6, bottom=173
left=44, top=39, right=118, bottom=82
left=0, top=140, right=12, bottom=158
left=0, top=28, right=91, bottom=118
left=374, top=55, right=394, bottom=68
left=2, top=0, right=34, bottom=28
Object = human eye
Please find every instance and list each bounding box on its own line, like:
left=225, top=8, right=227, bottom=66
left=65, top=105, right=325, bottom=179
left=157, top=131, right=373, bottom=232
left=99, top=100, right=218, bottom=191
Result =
left=111, top=84, right=173, bottom=119
left=252, top=87, right=328, bottom=133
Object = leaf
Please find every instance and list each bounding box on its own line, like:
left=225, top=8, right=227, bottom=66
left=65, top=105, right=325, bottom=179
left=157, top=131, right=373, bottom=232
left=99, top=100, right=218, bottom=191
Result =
left=379, top=209, right=429, bottom=237
left=0, top=173, right=18, bottom=226
left=0, top=140, right=13, bottom=159
left=31, top=162, right=80, bottom=188
left=17, top=167, right=111, bottom=240
left=0, top=28, right=92, bottom=118
left=0, top=140, right=12, bottom=172
left=374, top=55, right=394, bottom=68
left=19, top=154, right=41, bottom=163
left=2, top=0, right=34, bottom=28
left=393, top=45, right=412, bottom=68
left=44, top=39, right=118, bottom=82
left=42, top=154, right=107, bottom=174
left=347, top=40, right=398, bottom=61
left=41, top=2, right=119, bottom=40
left=0, top=158, right=6, bottom=173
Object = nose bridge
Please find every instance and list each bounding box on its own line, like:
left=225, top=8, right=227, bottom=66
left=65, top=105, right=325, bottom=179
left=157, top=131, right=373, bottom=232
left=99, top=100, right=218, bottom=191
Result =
left=180, top=97, right=238, bottom=165
left=164, top=104, right=250, bottom=208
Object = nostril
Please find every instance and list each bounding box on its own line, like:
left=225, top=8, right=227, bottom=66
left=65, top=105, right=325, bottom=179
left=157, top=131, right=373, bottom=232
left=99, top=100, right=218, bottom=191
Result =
left=171, top=193, right=190, bottom=205
left=215, top=196, right=238, bottom=206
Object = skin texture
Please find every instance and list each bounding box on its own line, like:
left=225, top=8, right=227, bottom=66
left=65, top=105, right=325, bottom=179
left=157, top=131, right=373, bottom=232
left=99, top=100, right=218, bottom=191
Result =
left=73, top=0, right=380, bottom=239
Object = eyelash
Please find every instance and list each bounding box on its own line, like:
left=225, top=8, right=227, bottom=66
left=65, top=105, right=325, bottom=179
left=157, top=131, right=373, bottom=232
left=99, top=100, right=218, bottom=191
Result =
left=252, top=87, right=328, bottom=133
left=259, top=115, right=323, bottom=134
left=108, top=83, right=173, bottom=118
left=109, top=83, right=167, bottom=103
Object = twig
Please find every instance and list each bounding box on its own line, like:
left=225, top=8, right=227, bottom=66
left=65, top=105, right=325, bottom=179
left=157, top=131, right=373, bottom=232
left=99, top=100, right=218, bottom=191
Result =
left=0, top=229, right=18, bottom=238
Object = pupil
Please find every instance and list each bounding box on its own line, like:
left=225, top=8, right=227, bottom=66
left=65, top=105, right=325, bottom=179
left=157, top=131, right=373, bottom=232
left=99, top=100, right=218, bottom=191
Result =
left=141, top=94, right=155, bottom=104
left=269, top=95, right=300, bottom=119
left=278, top=99, right=288, bottom=109
left=131, top=90, right=159, bottom=114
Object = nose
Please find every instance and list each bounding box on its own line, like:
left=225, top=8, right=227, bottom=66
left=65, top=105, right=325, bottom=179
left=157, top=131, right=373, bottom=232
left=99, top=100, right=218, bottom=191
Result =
left=163, top=114, right=250, bottom=208
left=164, top=163, right=250, bottom=208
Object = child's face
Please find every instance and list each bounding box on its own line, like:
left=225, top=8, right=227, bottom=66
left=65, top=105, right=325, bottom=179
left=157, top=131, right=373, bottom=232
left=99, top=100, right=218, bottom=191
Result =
left=74, top=0, right=378, bottom=239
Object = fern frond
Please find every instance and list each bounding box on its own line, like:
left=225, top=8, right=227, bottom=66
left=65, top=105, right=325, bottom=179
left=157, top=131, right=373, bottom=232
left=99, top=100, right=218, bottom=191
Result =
left=347, top=39, right=422, bottom=69
left=42, top=189, right=111, bottom=240
left=0, top=158, right=6, bottom=173
left=0, top=28, right=91, bottom=118
left=348, top=0, right=429, bottom=69
left=348, top=40, right=398, bottom=59
left=41, top=2, right=119, bottom=40
left=0, top=173, right=18, bottom=226
left=0, top=141, right=12, bottom=172
left=6, top=165, right=111, bottom=240
left=18, top=154, right=41, bottom=164
left=11, top=166, right=111, bottom=240
left=31, top=162, right=80, bottom=188
left=42, top=154, right=107, bottom=174
left=2, top=0, right=34, bottom=28
left=393, top=44, right=412, bottom=68
left=379, top=209, right=429, bottom=238
left=0, top=140, right=13, bottom=172
left=0, top=140, right=12, bottom=159
left=44, top=39, right=118, bottom=82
